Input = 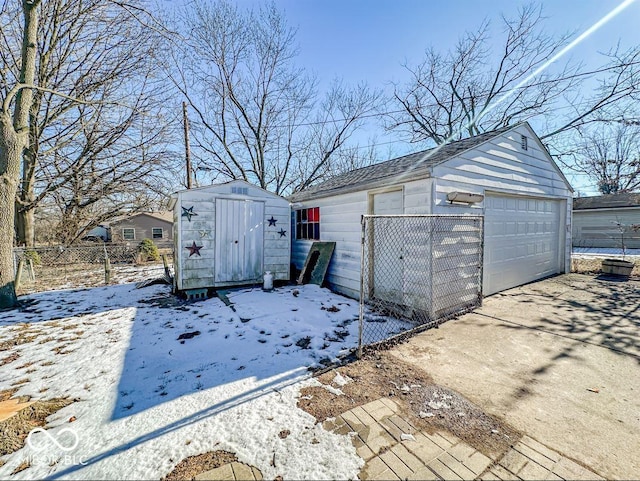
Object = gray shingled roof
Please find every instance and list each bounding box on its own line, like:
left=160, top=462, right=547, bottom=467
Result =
left=289, top=124, right=517, bottom=202
left=573, top=193, right=640, bottom=210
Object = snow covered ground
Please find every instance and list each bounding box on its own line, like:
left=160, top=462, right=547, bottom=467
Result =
left=0, top=279, right=408, bottom=479
left=572, top=247, right=640, bottom=258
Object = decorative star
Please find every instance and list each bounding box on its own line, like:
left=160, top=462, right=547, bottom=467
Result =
left=199, top=230, right=209, bottom=238
left=185, top=241, right=204, bottom=257
left=267, top=216, right=278, bottom=227
left=181, top=206, right=198, bottom=222
left=278, top=228, right=287, bottom=238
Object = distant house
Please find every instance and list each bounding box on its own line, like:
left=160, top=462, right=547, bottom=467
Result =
left=573, top=193, right=640, bottom=248
left=109, top=211, right=173, bottom=246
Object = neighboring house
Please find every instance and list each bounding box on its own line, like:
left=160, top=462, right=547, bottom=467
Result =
left=573, top=193, right=640, bottom=248
left=290, top=122, right=573, bottom=298
left=169, top=180, right=290, bottom=292
left=109, top=211, right=174, bottom=246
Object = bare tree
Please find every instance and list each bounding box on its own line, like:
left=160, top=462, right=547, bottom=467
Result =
left=0, top=0, right=40, bottom=307
left=567, top=122, right=640, bottom=194
left=168, top=0, right=381, bottom=195
left=389, top=4, right=640, bottom=147
left=0, top=0, right=177, bottom=247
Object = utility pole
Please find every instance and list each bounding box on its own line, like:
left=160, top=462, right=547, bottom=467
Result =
left=183, top=101, right=192, bottom=189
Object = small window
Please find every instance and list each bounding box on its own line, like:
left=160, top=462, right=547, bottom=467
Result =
left=295, top=207, right=320, bottom=240
left=521, top=134, right=528, bottom=151
left=122, top=228, right=135, bottom=241
left=231, top=186, right=248, bottom=195
left=152, top=228, right=163, bottom=239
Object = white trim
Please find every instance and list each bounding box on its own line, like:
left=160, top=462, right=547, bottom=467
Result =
left=122, top=227, right=135, bottom=241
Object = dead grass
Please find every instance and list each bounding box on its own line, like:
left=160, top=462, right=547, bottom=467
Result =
left=0, top=398, right=73, bottom=456
left=10, top=378, right=29, bottom=387
left=1, top=352, right=20, bottom=366
left=0, top=389, right=19, bottom=402
left=0, top=329, right=40, bottom=352
left=10, top=459, right=30, bottom=475
left=162, top=450, right=237, bottom=481
left=571, top=257, right=640, bottom=277
left=298, top=352, right=520, bottom=459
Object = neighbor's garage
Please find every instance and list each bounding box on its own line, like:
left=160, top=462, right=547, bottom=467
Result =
left=483, top=194, right=565, bottom=295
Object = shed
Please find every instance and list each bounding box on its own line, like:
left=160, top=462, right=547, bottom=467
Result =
left=169, top=180, right=290, bottom=292
left=290, top=122, right=573, bottom=298
left=573, top=193, right=640, bottom=248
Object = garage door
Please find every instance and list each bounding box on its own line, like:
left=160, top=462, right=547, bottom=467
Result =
left=483, top=194, right=564, bottom=295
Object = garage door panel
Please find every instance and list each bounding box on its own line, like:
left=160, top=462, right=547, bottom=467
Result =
left=484, top=194, right=563, bottom=295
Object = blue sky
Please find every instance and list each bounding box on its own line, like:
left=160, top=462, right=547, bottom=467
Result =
left=176, top=0, right=640, bottom=194
left=278, top=0, right=640, bottom=88
left=269, top=1, right=640, bottom=193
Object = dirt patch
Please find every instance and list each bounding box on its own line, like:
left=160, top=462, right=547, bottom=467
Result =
left=163, top=450, right=237, bottom=481
left=0, top=398, right=74, bottom=456
left=298, top=352, right=520, bottom=458
left=411, top=385, right=519, bottom=456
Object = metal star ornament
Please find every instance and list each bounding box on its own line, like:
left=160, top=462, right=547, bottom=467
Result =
left=267, top=216, right=278, bottom=227
left=181, top=206, right=198, bottom=222
left=278, top=228, right=287, bottom=237
left=185, top=241, right=204, bottom=257
left=199, top=230, right=209, bottom=238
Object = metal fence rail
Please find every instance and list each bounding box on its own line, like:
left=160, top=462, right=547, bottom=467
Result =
left=358, top=214, right=483, bottom=353
left=12, top=244, right=173, bottom=295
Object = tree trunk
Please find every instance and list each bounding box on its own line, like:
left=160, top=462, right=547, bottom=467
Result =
left=15, top=206, right=35, bottom=247
left=0, top=0, right=40, bottom=308
left=0, top=115, right=22, bottom=307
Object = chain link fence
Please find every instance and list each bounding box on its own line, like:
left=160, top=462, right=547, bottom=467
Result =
left=358, top=215, right=483, bottom=352
left=13, top=244, right=173, bottom=295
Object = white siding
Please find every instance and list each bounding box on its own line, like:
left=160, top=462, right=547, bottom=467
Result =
left=292, top=179, right=432, bottom=299
left=292, top=124, right=573, bottom=299
left=432, top=124, right=573, bottom=275
left=172, top=180, right=290, bottom=290
left=573, top=208, right=640, bottom=248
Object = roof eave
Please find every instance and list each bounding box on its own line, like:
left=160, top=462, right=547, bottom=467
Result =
left=289, top=171, right=432, bottom=203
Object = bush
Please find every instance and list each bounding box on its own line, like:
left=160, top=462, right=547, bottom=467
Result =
left=138, top=239, right=160, bottom=262
left=24, top=249, right=41, bottom=266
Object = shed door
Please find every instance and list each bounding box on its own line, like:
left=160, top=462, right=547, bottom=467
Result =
left=215, top=199, right=264, bottom=283
left=483, top=194, right=563, bottom=295
left=371, top=190, right=403, bottom=303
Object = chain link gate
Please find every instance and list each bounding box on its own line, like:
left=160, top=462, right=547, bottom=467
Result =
left=358, top=214, right=483, bottom=354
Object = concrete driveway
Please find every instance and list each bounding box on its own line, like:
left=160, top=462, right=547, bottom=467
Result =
left=391, top=274, right=640, bottom=480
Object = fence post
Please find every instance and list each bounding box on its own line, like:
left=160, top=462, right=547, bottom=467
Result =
left=162, top=254, right=170, bottom=277
left=104, top=245, right=111, bottom=284
left=27, top=258, right=35, bottom=281
left=358, top=215, right=366, bottom=359
left=15, top=259, right=24, bottom=292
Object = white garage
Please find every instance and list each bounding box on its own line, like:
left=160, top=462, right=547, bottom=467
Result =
left=290, top=121, right=573, bottom=300
left=483, top=194, right=565, bottom=295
